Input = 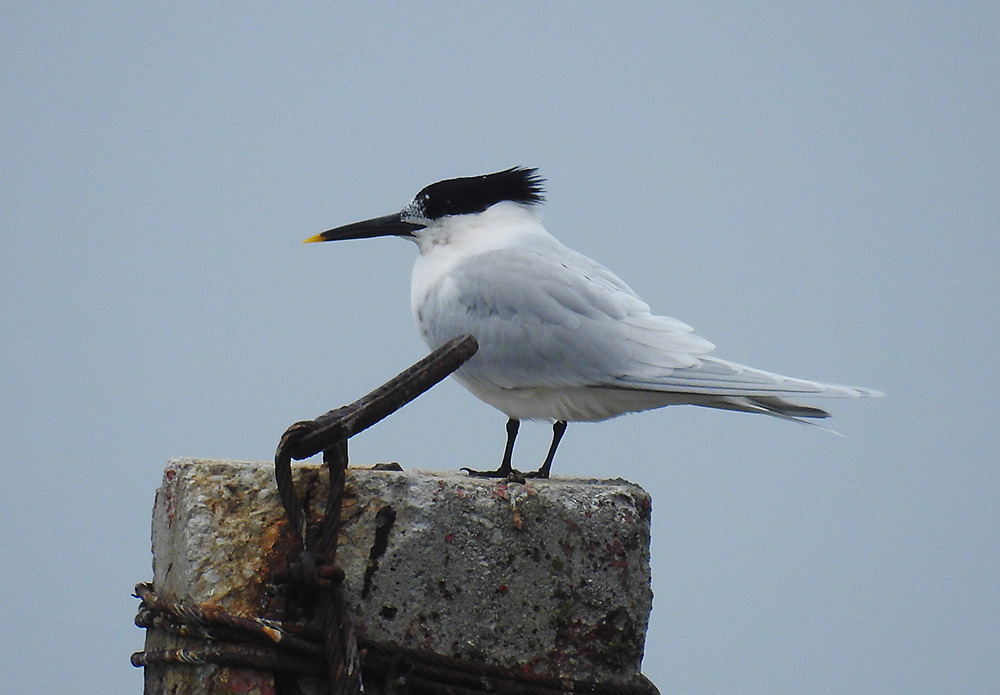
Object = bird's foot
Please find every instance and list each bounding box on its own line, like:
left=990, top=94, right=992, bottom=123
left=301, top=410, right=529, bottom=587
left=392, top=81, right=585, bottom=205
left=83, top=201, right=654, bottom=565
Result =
left=521, top=468, right=551, bottom=480
left=460, top=466, right=527, bottom=484
left=371, top=462, right=404, bottom=471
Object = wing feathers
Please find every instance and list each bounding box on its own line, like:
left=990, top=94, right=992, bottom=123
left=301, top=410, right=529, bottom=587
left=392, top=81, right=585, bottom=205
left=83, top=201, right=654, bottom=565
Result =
left=615, top=356, right=883, bottom=398
left=417, top=239, right=881, bottom=422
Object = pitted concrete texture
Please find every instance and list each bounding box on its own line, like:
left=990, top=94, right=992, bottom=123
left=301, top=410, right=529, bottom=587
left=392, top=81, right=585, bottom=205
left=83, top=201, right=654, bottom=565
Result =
left=146, top=458, right=653, bottom=690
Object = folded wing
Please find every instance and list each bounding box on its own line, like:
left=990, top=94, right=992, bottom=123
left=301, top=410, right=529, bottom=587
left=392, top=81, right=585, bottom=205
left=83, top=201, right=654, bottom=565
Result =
left=417, top=240, right=880, bottom=421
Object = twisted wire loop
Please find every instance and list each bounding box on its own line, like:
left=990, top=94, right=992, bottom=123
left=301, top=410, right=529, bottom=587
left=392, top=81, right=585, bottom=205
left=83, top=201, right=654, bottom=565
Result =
left=273, top=334, right=481, bottom=546
left=132, top=333, right=659, bottom=694
left=317, top=440, right=361, bottom=694
left=272, top=334, right=480, bottom=695
left=132, top=584, right=659, bottom=695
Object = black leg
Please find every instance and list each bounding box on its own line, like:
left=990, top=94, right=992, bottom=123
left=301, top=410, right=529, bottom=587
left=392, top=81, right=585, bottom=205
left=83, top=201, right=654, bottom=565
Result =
left=462, top=418, right=520, bottom=478
left=526, top=421, right=567, bottom=479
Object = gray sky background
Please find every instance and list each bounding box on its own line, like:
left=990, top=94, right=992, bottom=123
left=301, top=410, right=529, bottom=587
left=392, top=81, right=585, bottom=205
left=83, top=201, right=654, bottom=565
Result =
left=2, top=3, right=998, bottom=693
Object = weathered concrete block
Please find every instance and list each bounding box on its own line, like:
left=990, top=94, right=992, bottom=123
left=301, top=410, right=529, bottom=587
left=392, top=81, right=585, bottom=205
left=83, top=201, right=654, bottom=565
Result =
left=144, top=457, right=653, bottom=692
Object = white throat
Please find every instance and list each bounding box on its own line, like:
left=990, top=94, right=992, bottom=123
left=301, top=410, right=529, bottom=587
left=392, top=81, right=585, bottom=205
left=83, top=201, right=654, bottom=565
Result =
left=410, top=201, right=543, bottom=256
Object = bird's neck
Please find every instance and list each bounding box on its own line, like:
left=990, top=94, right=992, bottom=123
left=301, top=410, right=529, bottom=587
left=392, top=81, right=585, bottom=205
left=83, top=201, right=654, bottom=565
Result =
left=412, top=202, right=544, bottom=257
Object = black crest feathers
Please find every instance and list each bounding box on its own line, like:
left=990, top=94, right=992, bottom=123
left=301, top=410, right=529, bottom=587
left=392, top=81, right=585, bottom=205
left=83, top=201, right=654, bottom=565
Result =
left=413, top=167, right=545, bottom=219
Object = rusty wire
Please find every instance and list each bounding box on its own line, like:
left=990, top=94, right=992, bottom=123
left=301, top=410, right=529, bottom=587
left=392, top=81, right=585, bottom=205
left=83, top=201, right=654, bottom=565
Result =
left=274, top=334, right=481, bottom=545
left=132, top=583, right=659, bottom=695
left=132, top=333, right=659, bottom=694
left=272, top=334, right=480, bottom=694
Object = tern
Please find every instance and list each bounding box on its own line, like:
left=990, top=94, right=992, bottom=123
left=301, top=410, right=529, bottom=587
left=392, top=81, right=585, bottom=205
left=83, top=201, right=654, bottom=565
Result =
left=306, top=167, right=880, bottom=478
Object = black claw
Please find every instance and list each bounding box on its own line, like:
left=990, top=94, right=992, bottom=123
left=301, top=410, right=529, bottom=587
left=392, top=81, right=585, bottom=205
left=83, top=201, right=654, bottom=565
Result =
left=460, top=465, right=507, bottom=478
left=460, top=466, right=526, bottom=484
left=460, top=418, right=562, bottom=483
left=461, top=418, right=521, bottom=479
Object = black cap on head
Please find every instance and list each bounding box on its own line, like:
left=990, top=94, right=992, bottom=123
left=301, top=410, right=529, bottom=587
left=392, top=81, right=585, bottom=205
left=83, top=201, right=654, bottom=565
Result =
left=410, top=167, right=545, bottom=220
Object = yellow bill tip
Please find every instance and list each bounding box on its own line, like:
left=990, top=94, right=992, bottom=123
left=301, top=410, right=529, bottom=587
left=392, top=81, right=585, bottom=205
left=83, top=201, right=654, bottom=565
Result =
left=302, top=234, right=326, bottom=244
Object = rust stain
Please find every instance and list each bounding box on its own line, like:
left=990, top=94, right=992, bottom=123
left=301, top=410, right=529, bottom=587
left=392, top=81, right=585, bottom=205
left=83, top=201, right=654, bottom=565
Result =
left=225, top=668, right=275, bottom=695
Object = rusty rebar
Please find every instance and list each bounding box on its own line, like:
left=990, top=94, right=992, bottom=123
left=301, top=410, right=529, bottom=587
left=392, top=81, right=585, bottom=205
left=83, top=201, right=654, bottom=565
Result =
left=287, top=334, right=479, bottom=460
left=271, top=335, right=479, bottom=695
left=132, top=585, right=659, bottom=695
left=274, top=334, right=478, bottom=544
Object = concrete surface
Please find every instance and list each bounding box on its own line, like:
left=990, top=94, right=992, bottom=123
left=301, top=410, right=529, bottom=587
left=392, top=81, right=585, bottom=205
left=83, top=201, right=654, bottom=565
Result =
left=142, top=457, right=654, bottom=692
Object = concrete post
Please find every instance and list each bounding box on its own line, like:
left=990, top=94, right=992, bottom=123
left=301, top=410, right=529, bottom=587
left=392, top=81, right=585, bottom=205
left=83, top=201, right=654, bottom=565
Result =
left=141, top=457, right=654, bottom=693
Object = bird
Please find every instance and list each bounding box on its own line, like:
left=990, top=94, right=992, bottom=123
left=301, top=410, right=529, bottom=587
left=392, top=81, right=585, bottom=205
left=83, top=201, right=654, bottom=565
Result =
left=305, top=167, right=881, bottom=479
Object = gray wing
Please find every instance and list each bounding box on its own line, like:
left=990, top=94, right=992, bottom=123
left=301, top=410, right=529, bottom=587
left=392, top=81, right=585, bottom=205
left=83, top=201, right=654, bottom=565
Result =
left=418, top=238, right=881, bottom=415
left=418, top=240, right=716, bottom=389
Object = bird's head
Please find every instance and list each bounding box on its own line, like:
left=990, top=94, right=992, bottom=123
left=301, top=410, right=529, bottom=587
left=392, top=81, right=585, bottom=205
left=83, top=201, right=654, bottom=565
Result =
left=304, top=167, right=545, bottom=244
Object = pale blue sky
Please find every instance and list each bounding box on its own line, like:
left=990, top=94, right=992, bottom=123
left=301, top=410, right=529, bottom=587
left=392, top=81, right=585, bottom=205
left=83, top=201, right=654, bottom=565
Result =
left=2, top=3, right=998, bottom=693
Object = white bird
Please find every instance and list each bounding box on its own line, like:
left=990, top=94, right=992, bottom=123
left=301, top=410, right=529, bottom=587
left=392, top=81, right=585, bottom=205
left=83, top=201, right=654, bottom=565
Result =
left=306, top=168, right=881, bottom=478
